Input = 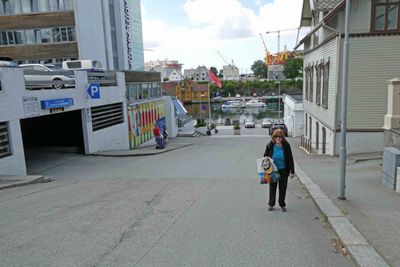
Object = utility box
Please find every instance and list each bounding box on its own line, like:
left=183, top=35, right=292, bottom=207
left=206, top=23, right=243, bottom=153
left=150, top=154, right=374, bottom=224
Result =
left=382, top=147, right=400, bottom=190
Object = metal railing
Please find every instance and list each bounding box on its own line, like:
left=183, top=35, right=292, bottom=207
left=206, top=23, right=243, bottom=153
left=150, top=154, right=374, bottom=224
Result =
left=23, top=70, right=118, bottom=90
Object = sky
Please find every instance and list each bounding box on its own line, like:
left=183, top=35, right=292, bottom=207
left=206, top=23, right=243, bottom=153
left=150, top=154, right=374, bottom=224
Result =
left=141, top=0, right=309, bottom=73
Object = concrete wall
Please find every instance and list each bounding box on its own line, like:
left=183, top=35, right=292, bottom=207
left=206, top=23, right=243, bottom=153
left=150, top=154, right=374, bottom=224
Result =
left=163, top=96, right=178, bottom=138
left=0, top=68, right=129, bottom=175
left=334, top=132, right=384, bottom=155
left=74, top=0, right=109, bottom=68
left=0, top=68, right=27, bottom=175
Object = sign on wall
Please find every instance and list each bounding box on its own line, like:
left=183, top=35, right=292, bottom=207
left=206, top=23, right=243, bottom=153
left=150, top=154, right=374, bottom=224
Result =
left=40, top=98, right=74, bottom=109
left=123, top=0, right=133, bottom=69
left=87, top=83, right=100, bottom=99
left=22, top=96, right=40, bottom=117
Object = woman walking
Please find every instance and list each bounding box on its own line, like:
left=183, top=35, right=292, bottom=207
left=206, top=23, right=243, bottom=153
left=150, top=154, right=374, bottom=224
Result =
left=263, top=128, right=295, bottom=212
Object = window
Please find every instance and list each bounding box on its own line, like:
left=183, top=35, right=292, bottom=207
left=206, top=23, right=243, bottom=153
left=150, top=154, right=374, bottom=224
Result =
left=37, top=0, right=48, bottom=11
left=322, top=61, right=330, bottom=108
left=25, top=29, right=40, bottom=44
left=309, top=66, right=314, bottom=102
left=14, top=30, right=24, bottom=44
left=315, top=63, right=322, bottom=105
left=48, top=0, right=58, bottom=10
left=304, top=68, right=309, bottom=100
left=7, top=31, right=15, bottom=44
left=60, top=27, right=67, bottom=41
left=52, top=27, right=60, bottom=42
left=40, top=28, right=52, bottom=43
left=0, top=31, right=6, bottom=45
left=0, top=0, right=21, bottom=15
left=372, top=0, right=400, bottom=31
left=63, top=0, right=72, bottom=9
left=67, top=27, right=75, bottom=41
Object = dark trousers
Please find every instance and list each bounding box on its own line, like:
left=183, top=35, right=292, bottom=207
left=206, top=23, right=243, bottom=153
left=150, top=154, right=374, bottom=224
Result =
left=268, top=168, right=289, bottom=207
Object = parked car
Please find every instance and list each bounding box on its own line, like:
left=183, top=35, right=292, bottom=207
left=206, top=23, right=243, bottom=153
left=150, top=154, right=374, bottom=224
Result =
left=244, top=120, right=256, bottom=128
left=0, top=57, right=18, bottom=67
left=269, top=122, right=288, bottom=136
left=224, top=118, right=232, bottom=126
left=261, top=119, right=273, bottom=128
left=232, top=120, right=240, bottom=126
left=20, top=64, right=74, bottom=89
left=62, top=60, right=103, bottom=71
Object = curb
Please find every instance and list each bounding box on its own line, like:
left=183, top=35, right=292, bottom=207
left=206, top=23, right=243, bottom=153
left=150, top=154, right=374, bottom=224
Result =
left=295, top=161, right=390, bottom=267
left=0, top=176, right=52, bottom=190
left=91, top=143, right=193, bottom=157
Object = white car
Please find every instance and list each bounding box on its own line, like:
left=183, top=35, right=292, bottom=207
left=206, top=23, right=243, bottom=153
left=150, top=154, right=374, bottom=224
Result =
left=20, top=64, right=74, bottom=89
left=261, top=119, right=273, bottom=128
left=244, top=120, right=256, bottom=128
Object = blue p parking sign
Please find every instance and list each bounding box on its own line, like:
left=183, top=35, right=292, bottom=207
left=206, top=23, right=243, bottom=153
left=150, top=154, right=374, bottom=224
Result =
left=87, top=83, right=100, bottom=99
left=201, top=105, right=206, bottom=111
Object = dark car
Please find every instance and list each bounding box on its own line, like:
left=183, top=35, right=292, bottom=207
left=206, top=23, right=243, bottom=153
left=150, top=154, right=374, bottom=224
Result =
left=224, top=118, right=232, bottom=126
left=0, top=57, right=18, bottom=67
left=269, top=122, right=288, bottom=136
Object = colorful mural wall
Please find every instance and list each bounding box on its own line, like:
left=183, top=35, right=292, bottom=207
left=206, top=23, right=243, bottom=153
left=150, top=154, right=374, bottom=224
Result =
left=127, top=100, right=165, bottom=148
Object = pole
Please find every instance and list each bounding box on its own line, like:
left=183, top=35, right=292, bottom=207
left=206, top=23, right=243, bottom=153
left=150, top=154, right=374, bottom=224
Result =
left=338, top=0, right=351, bottom=200
left=278, top=80, right=281, bottom=118
left=208, top=81, right=212, bottom=129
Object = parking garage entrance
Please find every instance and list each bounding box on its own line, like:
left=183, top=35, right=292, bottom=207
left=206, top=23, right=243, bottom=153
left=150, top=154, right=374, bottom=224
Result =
left=20, top=110, right=84, bottom=173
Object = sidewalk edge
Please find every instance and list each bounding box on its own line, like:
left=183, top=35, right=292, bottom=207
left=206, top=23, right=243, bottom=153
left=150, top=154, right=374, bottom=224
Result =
left=0, top=176, right=51, bottom=190
left=294, top=161, right=390, bottom=267
left=91, top=143, right=193, bottom=157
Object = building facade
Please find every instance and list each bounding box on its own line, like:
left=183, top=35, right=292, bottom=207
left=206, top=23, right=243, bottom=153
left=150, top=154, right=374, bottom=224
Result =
left=283, top=94, right=304, bottom=138
left=183, top=66, right=209, bottom=82
left=222, top=65, right=239, bottom=80
left=0, top=0, right=144, bottom=71
left=297, top=0, right=400, bottom=155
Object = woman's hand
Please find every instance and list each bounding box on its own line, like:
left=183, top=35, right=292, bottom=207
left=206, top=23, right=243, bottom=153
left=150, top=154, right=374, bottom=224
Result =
left=289, top=173, right=295, bottom=179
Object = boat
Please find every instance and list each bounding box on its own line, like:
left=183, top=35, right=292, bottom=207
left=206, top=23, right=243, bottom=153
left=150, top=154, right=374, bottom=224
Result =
left=245, top=99, right=266, bottom=108
left=221, top=99, right=244, bottom=108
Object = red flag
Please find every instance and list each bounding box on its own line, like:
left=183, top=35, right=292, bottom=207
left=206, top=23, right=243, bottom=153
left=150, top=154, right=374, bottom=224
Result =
left=209, top=70, right=222, bottom=88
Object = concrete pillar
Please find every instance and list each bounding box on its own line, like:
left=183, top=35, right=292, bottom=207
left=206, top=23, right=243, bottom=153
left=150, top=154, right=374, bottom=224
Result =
left=384, top=78, right=400, bottom=129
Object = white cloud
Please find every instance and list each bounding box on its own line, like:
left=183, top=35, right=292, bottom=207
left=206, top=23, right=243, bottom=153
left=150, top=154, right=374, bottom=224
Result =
left=142, top=0, right=305, bottom=70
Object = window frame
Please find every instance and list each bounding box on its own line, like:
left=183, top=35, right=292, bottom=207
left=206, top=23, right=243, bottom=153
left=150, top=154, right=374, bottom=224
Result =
left=315, top=63, right=322, bottom=105
left=371, top=0, right=400, bottom=32
left=321, top=61, right=330, bottom=108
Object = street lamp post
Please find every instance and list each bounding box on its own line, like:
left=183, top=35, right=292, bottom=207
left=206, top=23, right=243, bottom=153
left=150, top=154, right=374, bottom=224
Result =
left=276, top=75, right=281, bottom=118
left=338, top=0, right=351, bottom=200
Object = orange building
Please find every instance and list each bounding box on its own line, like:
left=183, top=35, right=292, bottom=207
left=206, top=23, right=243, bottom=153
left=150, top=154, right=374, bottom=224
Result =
left=162, top=80, right=209, bottom=103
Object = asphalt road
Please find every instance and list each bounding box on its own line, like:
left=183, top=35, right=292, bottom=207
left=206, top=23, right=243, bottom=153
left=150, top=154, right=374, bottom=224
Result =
left=0, top=135, right=354, bottom=266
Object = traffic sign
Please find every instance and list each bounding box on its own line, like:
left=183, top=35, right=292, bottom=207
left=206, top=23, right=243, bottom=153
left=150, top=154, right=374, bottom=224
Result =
left=201, top=105, right=207, bottom=111
left=87, top=83, right=100, bottom=99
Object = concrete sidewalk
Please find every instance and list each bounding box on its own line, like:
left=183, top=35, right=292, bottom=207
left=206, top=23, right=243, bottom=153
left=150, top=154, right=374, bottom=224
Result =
left=0, top=175, right=51, bottom=190
left=92, top=138, right=193, bottom=157
left=291, top=138, right=399, bottom=267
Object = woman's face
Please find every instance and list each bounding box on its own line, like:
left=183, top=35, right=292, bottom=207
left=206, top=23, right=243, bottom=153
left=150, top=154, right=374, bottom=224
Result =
left=274, top=134, right=283, bottom=145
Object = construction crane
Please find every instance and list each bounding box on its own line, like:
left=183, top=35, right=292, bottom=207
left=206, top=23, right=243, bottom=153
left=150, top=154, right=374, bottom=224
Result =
left=265, top=27, right=301, bottom=53
left=215, top=50, right=235, bottom=66
left=259, top=33, right=269, bottom=64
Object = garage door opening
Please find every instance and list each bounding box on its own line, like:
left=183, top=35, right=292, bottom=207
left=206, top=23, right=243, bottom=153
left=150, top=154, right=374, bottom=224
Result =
left=20, top=110, right=84, bottom=173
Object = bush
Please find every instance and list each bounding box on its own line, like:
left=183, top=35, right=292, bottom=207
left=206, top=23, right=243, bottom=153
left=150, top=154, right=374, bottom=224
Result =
left=233, top=125, right=241, bottom=130
left=195, top=118, right=207, bottom=128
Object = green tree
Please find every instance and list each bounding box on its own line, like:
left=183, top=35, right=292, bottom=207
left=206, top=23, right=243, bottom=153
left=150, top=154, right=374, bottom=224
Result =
left=251, top=60, right=268, bottom=78
left=283, top=57, right=303, bottom=79
left=210, top=66, right=218, bottom=76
